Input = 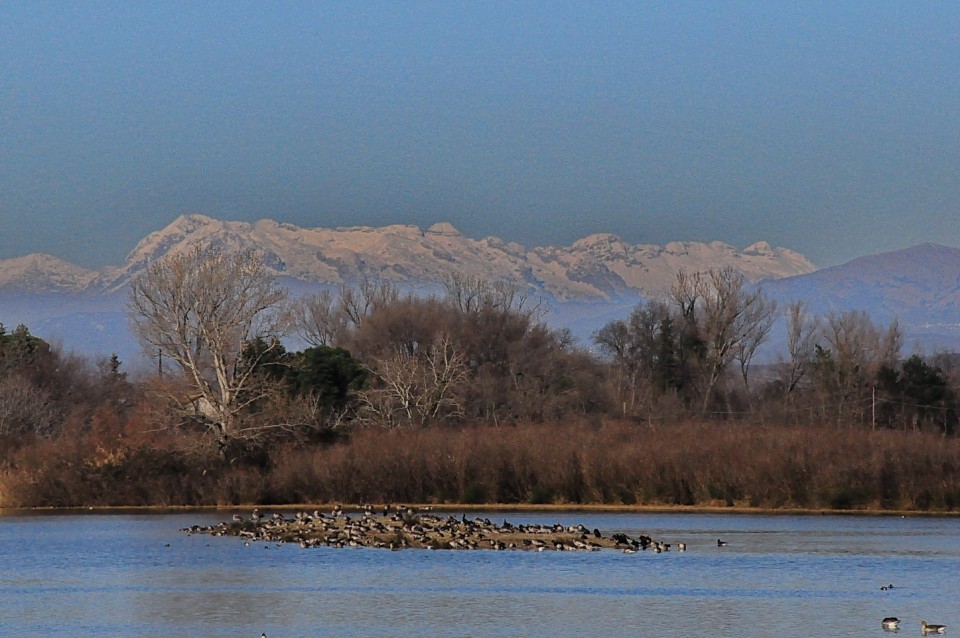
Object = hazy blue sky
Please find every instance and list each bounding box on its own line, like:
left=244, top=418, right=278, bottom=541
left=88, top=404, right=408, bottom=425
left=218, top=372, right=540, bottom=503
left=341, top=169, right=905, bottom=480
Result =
left=2, top=2, right=959, bottom=269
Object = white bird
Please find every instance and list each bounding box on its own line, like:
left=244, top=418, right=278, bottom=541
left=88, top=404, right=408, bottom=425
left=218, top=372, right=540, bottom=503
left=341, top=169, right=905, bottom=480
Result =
left=921, top=621, right=947, bottom=634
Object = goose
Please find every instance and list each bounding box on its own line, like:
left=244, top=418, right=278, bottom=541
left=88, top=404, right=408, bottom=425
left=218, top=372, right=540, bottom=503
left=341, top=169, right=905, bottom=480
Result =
left=921, top=621, right=947, bottom=634
left=717, top=538, right=728, bottom=547
left=881, top=617, right=900, bottom=630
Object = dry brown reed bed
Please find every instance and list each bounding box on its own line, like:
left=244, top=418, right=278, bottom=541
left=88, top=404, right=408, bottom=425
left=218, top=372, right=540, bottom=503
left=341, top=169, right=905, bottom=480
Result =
left=3, top=419, right=960, bottom=511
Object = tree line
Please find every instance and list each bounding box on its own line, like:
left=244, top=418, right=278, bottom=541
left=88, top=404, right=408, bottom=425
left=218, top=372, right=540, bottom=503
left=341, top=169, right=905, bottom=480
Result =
left=1, top=244, right=958, bottom=508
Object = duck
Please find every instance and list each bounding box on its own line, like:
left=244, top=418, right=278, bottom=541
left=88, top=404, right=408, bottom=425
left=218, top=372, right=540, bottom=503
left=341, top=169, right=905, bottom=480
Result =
left=881, top=583, right=895, bottom=591
left=921, top=621, right=947, bottom=634
left=881, top=617, right=900, bottom=630
left=717, top=538, right=728, bottom=547
left=677, top=543, right=686, bottom=551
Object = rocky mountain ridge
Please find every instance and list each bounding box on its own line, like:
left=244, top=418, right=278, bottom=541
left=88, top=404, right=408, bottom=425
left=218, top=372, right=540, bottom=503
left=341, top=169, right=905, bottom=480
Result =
left=5, top=219, right=960, bottom=362
left=0, top=214, right=816, bottom=299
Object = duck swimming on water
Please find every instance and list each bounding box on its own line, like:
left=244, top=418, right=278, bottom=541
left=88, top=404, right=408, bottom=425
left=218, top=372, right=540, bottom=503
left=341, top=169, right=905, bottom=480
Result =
left=921, top=621, right=947, bottom=634
left=717, top=539, right=728, bottom=547
left=881, top=617, right=900, bottom=630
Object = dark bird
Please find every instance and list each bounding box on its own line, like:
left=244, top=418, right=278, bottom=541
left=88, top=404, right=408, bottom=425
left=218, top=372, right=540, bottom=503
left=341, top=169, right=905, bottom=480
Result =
left=717, top=539, right=728, bottom=547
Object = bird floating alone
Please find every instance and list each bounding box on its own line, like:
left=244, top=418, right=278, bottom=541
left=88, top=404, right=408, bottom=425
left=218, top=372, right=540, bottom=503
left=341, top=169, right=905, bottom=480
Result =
left=921, top=621, right=947, bottom=634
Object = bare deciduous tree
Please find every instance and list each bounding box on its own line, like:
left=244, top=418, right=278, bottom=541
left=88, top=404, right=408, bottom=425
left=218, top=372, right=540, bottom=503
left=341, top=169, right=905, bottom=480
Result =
left=814, top=310, right=903, bottom=426
left=360, top=334, right=468, bottom=426
left=442, top=272, right=545, bottom=320
left=358, top=333, right=468, bottom=427
left=128, top=244, right=288, bottom=456
left=777, top=301, right=820, bottom=397
left=339, top=276, right=400, bottom=329
left=295, top=276, right=400, bottom=349
left=0, top=374, right=60, bottom=436
left=593, top=300, right=673, bottom=416
left=672, top=268, right=777, bottom=411
left=733, top=292, right=778, bottom=391
left=293, top=289, right=346, bottom=347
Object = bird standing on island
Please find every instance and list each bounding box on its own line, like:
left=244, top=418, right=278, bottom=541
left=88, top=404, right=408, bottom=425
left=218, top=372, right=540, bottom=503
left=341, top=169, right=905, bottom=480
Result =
left=921, top=621, right=947, bottom=634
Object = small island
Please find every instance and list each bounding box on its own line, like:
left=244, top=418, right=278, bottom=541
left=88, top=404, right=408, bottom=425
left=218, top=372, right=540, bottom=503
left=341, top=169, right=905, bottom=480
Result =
left=184, top=506, right=675, bottom=553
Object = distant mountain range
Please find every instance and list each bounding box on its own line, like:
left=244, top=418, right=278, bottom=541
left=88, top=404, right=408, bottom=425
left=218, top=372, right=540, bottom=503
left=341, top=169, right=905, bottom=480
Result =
left=2, top=214, right=959, bottom=365
left=0, top=214, right=814, bottom=299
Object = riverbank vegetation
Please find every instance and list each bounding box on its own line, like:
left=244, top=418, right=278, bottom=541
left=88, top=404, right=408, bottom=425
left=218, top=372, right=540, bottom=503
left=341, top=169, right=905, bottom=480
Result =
left=2, top=248, right=960, bottom=510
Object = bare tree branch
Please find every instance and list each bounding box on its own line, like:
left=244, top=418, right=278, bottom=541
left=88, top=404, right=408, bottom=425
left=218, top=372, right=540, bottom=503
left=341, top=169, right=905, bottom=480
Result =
left=128, top=244, right=288, bottom=455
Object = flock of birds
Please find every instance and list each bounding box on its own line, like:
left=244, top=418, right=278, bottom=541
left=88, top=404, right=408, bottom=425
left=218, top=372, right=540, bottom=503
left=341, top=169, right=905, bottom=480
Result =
left=187, top=504, right=684, bottom=553
left=716, top=545, right=946, bottom=634
left=878, top=583, right=946, bottom=634
left=187, top=507, right=947, bottom=636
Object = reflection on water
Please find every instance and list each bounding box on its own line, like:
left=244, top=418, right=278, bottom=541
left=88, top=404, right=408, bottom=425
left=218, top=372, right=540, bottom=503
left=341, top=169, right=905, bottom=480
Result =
left=1, top=512, right=958, bottom=637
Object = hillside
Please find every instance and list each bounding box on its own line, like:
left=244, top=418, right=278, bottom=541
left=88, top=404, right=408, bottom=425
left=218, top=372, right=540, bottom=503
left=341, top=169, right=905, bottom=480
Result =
left=763, top=243, right=960, bottom=326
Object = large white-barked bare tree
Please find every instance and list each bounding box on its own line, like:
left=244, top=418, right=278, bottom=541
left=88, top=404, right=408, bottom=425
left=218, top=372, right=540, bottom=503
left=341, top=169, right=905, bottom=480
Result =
left=128, top=244, right=288, bottom=455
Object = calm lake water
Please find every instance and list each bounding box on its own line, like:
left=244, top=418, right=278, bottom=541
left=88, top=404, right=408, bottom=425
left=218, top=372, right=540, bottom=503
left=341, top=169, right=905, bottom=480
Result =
left=1, top=511, right=957, bottom=637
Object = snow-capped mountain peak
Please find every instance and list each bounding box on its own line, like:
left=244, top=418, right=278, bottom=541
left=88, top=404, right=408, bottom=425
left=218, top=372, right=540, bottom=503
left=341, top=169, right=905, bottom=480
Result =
left=2, top=215, right=817, bottom=299
left=0, top=254, right=98, bottom=293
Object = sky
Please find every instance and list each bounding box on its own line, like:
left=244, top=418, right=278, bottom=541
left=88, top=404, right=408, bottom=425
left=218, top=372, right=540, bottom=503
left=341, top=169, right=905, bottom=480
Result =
left=2, top=2, right=959, bottom=270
